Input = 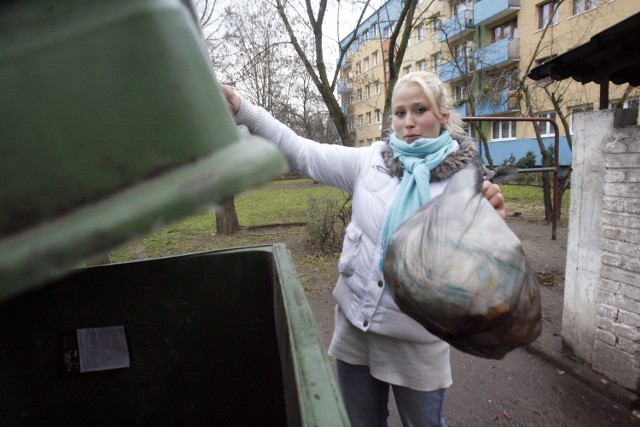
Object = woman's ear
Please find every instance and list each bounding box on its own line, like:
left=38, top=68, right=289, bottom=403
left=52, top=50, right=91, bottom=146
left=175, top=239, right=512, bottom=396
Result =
left=440, top=110, right=450, bottom=125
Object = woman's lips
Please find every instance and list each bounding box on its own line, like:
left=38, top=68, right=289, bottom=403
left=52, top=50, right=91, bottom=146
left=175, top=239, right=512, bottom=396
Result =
left=404, top=134, right=420, bottom=141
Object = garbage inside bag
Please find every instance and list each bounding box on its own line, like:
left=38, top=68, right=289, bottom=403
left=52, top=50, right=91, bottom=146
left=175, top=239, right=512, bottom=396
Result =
left=383, top=166, right=541, bottom=359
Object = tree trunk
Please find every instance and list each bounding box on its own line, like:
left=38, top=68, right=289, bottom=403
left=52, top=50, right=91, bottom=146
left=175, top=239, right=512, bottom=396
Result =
left=215, top=197, right=241, bottom=235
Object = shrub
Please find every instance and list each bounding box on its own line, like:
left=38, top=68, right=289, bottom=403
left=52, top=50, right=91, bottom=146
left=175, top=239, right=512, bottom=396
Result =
left=305, top=195, right=352, bottom=253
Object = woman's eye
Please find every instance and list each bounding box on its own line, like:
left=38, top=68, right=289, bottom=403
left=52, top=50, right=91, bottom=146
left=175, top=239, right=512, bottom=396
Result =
left=394, top=110, right=406, bottom=117
left=415, top=106, right=427, bottom=114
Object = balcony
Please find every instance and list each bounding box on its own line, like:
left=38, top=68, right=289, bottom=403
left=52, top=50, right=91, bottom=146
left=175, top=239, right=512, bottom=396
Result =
left=453, top=101, right=467, bottom=117
left=474, top=88, right=519, bottom=116
left=474, top=0, right=520, bottom=27
left=337, top=79, right=348, bottom=94
left=438, top=58, right=468, bottom=83
left=475, top=38, right=519, bottom=72
left=439, top=10, right=474, bottom=43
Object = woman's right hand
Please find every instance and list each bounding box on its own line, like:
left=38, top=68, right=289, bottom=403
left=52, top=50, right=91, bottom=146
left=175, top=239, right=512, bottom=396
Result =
left=221, top=85, right=240, bottom=115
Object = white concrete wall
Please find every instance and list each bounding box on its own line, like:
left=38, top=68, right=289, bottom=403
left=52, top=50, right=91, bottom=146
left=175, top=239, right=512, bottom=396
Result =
left=591, top=116, right=640, bottom=392
left=563, top=110, right=610, bottom=364
left=564, top=109, right=640, bottom=392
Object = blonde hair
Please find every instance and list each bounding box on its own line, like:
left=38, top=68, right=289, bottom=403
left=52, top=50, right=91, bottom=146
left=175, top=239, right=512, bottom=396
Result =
left=391, top=71, right=466, bottom=139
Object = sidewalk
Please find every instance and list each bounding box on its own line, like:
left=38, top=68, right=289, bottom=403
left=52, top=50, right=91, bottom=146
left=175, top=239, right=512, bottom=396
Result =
left=508, top=219, right=639, bottom=412
left=527, top=284, right=640, bottom=411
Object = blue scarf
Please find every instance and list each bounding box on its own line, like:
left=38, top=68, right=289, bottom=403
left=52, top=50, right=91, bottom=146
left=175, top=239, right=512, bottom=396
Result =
left=380, top=131, right=455, bottom=270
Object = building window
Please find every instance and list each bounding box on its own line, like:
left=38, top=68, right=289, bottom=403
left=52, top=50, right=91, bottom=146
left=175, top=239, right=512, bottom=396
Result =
left=432, top=52, right=441, bottom=72
left=454, top=84, right=467, bottom=101
left=404, top=65, right=412, bottom=75
left=357, top=88, right=363, bottom=101
left=452, top=0, right=469, bottom=15
left=537, top=112, right=556, bottom=136
left=417, top=59, right=427, bottom=71
left=356, top=62, right=361, bottom=74
left=367, top=85, right=372, bottom=98
left=539, top=0, right=559, bottom=29
left=371, top=25, right=378, bottom=38
left=491, top=121, right=517, bottom=140
left=366, top=112, right=372, bottom=125
left=491, top=19, right=518, bottom=42
left=375, top=81, right=381, bottom=94
left=573, top=0, right=597, bottom=15
left=417, top=23, right=425, bottom=42
left=610, top=97, right=639, bottom=110
left=358, top=114, right=364, bottom=127
left=376, top=109, right=382, bottom=123
left=430, top=15, right=441, bottom=33
left=570, top=104, right=593, bottom=133
left=372, top=51, right=379, bottom=66
left=364, top=57, right=370, bottom=70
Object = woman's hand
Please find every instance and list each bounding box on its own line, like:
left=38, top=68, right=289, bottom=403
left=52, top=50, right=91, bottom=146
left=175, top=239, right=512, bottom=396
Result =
left=221, top=84, right=240, bottom=115
left=482, top=180, right=506, bottom=219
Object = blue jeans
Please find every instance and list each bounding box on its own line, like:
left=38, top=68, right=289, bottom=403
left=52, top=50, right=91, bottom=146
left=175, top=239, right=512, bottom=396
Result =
left=336, top=360, right=447, bottom=427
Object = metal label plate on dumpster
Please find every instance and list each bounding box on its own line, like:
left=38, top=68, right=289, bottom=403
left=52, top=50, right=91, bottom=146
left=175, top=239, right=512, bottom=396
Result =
left=62, top=326, right=130, bottom=374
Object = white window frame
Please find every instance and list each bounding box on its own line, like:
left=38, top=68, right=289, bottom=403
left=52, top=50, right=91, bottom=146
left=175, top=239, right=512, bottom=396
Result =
left=375, top=81, right=381, bottom=94
left=491, top=120, right=517, bottom=141
left=372, top=51, right=379, bottom=66
left=454, top=84, right=467, bottom=101
left=417, top=23, right=425, bottom=42
left=404, top=65, right=412, bottom=75
left=573, top=0, right=597, bottom=15
left=366, top=112, right=372, bottom=125
left=432, top=53, right=441, bottom=72
left=375, top=109, right=382, bottom=123
left=358, top=114, right=364, bottom=127
left=417, top=59, right=427, bottom=71
left=537, top=112, right=556, bottom=137
left=570, top=104, right=593, bottom=133
left=539, top=0, right=559, bottom=29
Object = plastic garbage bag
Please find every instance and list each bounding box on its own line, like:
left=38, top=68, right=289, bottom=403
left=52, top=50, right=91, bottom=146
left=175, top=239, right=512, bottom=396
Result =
left=383, top=166, right=541, bottom=359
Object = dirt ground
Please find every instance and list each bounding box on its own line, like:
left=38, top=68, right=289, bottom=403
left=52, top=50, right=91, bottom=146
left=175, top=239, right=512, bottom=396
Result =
left=285, top=214, right=568, bottom=350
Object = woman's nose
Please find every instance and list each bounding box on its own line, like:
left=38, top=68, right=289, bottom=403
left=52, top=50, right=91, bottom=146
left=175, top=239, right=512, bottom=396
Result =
left=405, top=115, right=415, bottom=127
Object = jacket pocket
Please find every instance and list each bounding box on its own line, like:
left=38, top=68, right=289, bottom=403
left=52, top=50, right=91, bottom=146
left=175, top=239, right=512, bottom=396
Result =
left=338, top=222, right=363, bottom=276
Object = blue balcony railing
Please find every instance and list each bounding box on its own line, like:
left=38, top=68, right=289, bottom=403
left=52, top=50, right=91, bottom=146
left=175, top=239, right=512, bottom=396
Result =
left=475, top=38, right=519, bottom=72
left=474, top=88, right=518, bottom=116
left=439, top=59, right=467, bottom=82
left=453, top=101, right=467, bottom=117
left=439, top=10, right=474, bottom=42
left=474, top=0, right=520, bottom=26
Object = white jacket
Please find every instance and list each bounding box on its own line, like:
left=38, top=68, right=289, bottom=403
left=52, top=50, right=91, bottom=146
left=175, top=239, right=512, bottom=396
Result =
left=235, top=100, right=455, bottom=343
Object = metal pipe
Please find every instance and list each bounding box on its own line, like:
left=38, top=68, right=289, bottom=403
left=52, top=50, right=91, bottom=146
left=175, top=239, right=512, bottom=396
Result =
left=462, top=116, right=560, bottom=240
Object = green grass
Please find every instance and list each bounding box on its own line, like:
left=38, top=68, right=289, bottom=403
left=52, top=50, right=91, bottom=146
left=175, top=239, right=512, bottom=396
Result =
left=235, top=179, right=347, bottom=225
left=501, top=184, right=570, bottom=225
left=109, top=178, right=568, bottom=263
left=109, top=179, right=348, bottom=263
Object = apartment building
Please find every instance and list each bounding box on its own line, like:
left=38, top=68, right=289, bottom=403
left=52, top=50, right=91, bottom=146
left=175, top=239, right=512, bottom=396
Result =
left=338, top=0, right=640, bottom=166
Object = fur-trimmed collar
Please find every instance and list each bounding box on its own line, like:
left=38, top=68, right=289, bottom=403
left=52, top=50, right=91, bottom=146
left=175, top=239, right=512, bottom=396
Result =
left=381, top=137, right=480, bottom=181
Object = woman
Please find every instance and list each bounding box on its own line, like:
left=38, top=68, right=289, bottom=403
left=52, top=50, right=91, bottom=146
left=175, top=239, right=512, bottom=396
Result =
left=222, top=71, right=505, bottom=427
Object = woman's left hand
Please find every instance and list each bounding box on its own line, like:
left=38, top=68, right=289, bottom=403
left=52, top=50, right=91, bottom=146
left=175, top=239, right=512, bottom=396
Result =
left=482, top=180, right=506, bottom=219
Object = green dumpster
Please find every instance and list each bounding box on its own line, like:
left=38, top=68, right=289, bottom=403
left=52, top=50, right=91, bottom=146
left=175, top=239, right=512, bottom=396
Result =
left=1, top=1, right=348, bottom=424
left=0, top=0, right=287, bottom=297
left=0, top=244, right=349, bottom=425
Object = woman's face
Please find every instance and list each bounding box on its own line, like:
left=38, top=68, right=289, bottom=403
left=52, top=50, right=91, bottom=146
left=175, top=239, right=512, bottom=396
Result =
left=392, top=82, right=449, bottom=142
